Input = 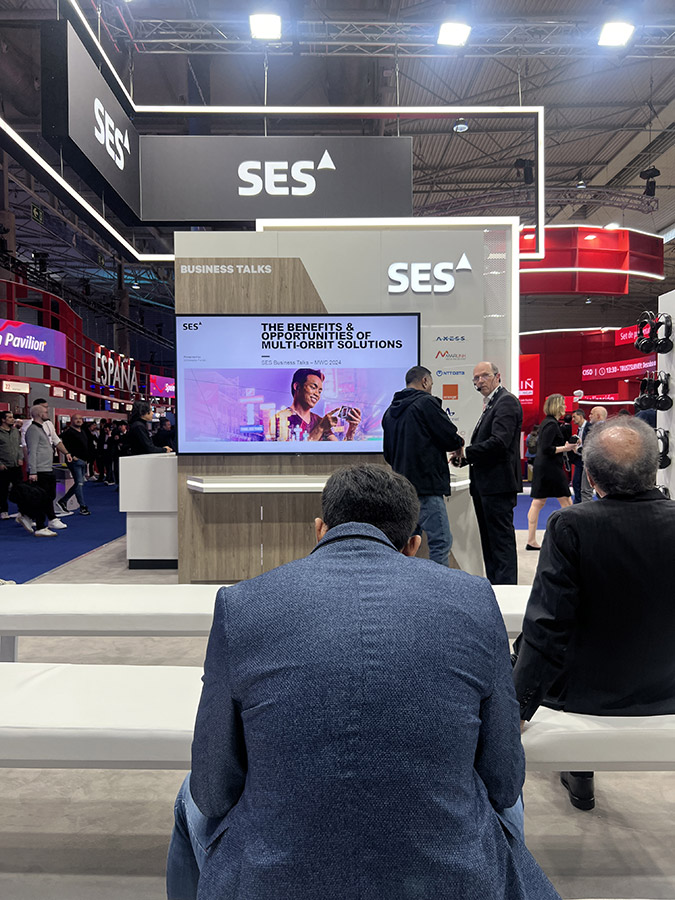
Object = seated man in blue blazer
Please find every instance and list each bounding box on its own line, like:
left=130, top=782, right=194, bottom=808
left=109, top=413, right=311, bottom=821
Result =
left=167, top=465, right=560, bottom=900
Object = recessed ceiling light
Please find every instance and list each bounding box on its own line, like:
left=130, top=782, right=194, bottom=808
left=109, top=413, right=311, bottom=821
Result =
left=523, top=233, right=536, bottom=241
left=249, top=13, right=282, bottom=41
left=437, top=22, right=471, bottom=46
left=584, top=234, right=597, bottom=240
left=598, top=21, right=634, bottom=47
left=452, top=117, right=469, bottom=133
left=605, top=222, right=621, bottom=230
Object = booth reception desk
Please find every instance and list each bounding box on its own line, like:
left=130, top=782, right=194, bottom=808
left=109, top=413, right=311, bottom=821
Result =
left=119, top=454, right=178, bottom=569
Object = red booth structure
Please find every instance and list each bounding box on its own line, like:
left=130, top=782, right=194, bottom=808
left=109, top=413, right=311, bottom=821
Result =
left=519, top=225, right=664, bottom=295
left=518, top=226, right=665, bottom=432
left=0, top=279, right=174, bottom=413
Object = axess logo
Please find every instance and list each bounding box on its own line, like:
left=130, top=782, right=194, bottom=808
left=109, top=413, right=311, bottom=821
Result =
left=238, top=149, right=336, bottom=197
left=93, top=98, right=131, bottom=171
left=387, top=254, right=472, bottom=294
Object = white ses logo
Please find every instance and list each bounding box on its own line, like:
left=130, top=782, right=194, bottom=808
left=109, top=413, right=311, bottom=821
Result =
left=238, top=150, right=336, bottom=197
left=388, top=254, right=472, bottom=294
left=93, top=98, right=131, bottom=171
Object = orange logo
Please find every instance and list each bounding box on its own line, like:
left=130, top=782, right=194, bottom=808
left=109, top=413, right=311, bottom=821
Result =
left=442, top=384, right=459, bottom=401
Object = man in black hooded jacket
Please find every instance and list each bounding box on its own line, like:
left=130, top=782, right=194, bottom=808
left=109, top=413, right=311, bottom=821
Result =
left=382, top=366, right=464, bottom=566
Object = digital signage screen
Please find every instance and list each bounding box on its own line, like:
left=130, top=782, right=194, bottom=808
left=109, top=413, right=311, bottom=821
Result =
left=0, top=319, right=67, bottom=368
left=175, top=314, right=419, bottom=454
left=149, top=373, right=176, bottom=398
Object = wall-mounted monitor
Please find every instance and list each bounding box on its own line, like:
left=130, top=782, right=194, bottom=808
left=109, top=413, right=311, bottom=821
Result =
left=175, top=313, right=420, bottom=454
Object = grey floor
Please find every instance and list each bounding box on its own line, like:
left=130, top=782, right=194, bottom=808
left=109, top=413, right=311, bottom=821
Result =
left=1, top=533, right=673, bottom=899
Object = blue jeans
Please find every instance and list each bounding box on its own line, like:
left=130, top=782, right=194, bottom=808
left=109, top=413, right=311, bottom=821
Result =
left=417, top=494, right=452, bottom=566
left=62, top=459, right=87, bottom=508
left=167, top=774, right=221, bottom=900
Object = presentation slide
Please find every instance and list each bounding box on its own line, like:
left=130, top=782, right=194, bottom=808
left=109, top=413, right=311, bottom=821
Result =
left=175, top=314, right=419, bottom=454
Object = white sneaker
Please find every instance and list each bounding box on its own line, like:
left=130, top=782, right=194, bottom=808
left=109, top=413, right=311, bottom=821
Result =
left=0, top=579, right=17, bottom=584
left=35, top=527, right=57, bottom=537
left=16, top=514, right=35, bottom=534
left=0, top=511, right=9, bottom=520
left=55, top=508, right=74, bottom=517
left=48, top=518, right=68, bottom=530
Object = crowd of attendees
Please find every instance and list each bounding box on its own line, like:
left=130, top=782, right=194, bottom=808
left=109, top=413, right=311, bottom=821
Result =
left=0, top=399, right=175, bottom=536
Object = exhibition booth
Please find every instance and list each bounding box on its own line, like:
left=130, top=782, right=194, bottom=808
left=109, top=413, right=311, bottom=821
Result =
left=166, top=218, right=520, bottom=582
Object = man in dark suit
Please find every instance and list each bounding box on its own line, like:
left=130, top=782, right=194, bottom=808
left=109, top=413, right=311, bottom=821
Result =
left=452, top=360, right=523, bottom=584
left=166, top=465, right=559, bottom=900
left=513, top=417, right=675, bottom=811
left=570, top=408, right=587, bottom=503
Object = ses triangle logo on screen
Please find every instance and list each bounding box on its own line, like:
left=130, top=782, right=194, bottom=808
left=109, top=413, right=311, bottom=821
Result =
left=238, top=150, right=336, bottom=197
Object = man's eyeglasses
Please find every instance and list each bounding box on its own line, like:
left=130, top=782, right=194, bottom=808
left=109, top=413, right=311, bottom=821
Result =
left=472, top=374, right=494, bottom=384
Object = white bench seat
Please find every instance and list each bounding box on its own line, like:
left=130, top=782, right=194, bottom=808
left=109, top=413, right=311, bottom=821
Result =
left=0, top=584, right=219, bottom=661
left=492, top=584, right=529, bottom=637
left=2, top=662, right=675, bottom=773
left=522, top=707, right=675, bottom=771
left=0, top=662, right=201, bottom=769
left=0, top=583, right=527, bottom=664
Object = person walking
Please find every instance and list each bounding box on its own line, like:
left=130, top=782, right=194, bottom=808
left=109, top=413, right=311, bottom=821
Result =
left=58, top=413, right=93, bottom=515
left=525, top=394, right=576, bottom=550
left=0, top=411, right=23, bottom=519
left=25, top=403, right=73, bottom=535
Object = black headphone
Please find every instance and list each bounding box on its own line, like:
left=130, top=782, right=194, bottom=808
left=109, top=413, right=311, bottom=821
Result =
left=657, top=428, right=670, bottom=469
left=655, top=371, right=673, bottom=411
left=635, top=310, right=657, bottom=354
left=635, top=372, right=656, bottom=410
left=659, top=485, right=671, bottom=499
left=653, top=314, right=674, bottom=354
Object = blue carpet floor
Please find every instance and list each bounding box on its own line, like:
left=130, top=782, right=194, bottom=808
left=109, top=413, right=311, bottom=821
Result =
left=513, top=492, right=563, bottom=530
left=1, top=478, right=126, bottom=584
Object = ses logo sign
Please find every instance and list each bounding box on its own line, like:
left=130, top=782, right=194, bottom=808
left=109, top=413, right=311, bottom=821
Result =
left=238, top=150, right=336, bottom=197
left=387, top=255, right=472, bottom=294
left=93, top=98, right=131, bottom=171
left=0, top=319, right=66, bottom=368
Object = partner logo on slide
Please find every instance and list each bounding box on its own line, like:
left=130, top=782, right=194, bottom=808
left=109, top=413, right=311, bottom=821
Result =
left=94, top=98, right=131, bottom=171
left=435, top=351, right=467, bottom=360
left=387, top=254, right=472, bottom=295
left=238, top=149, right=336, bottom=197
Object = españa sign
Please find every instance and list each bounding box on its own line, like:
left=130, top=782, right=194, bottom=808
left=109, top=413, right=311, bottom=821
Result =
left=0, top=319, right=66, bottom=367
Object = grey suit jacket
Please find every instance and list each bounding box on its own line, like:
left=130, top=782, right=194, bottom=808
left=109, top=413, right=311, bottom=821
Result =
left=191, top=522, right=560, bottom=900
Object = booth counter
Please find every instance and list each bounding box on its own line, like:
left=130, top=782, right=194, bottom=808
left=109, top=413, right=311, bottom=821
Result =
left=119, top=454, right=178, bottom=569
left=120, top=457, right=483, bottom=580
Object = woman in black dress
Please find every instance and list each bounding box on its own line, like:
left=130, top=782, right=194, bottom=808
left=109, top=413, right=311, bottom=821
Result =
left=526, top=393, right=576, bottom=550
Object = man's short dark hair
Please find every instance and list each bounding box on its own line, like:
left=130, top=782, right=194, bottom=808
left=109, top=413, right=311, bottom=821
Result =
left=291, top=368, right=324, bottom=395
left=33, top=398, right=47, bottom=406
left=0, top=410, right=11, bottom=425
left=321, top=465, right=419, bottom=550
left=129, top=401, right=151, bottom=423
left=405, top=366, right=431, bottom=386
left=583, top=417, right=658, bottom=496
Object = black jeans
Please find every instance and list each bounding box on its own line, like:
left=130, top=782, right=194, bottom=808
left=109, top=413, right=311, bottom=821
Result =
left=0, top=465, right=23, bottom=513
left=36, top=470, right=57, bottom=521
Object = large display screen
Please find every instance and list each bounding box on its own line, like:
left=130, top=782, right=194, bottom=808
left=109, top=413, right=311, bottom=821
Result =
left=175, top=313, right=419, bottom=454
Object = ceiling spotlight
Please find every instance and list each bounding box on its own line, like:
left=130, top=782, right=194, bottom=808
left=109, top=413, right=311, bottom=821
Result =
left=605, top=222, right=621, bottom=230
left=452, top=117, right=469, bottom=133
left=584, top=233, right=597, bottom=240
left=515, top=158, right=535, bottom=185
left=585, top=298, right=593, bottom=304
left=598, top=21, right=635, bottom=47
left=522, top=233, right=536, bottom=241
left=575, top=171, right=587, bottom=189
left=249, top=13, right=282, bottom=41
left=131, top=281, right=141, bottom=290
left=437, top=22, right=471, bottom=46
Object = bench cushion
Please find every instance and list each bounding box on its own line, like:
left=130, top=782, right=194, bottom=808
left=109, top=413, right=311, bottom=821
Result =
left=0, top=662, right=201, bottom=768
left=523, top=706, right=675, bottom=771
left=0, top=584, right=218, bottom=636
left=492, top=584, right=530, bottom=636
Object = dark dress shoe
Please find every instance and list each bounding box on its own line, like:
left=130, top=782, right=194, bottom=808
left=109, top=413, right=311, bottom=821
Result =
left=525, top=544, right=541, bottom=551
left=560, top=771, right=595, bottom=810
